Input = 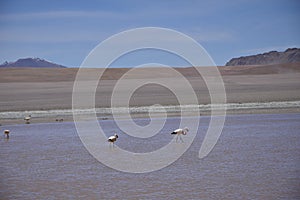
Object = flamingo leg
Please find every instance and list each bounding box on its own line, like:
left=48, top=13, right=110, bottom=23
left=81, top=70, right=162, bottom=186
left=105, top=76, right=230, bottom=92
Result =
left=179, top=134, right=184, bottom=143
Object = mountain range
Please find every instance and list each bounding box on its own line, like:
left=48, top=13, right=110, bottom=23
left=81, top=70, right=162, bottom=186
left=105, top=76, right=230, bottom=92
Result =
left=1, top=48, right=300, bottom=68
left=0, top=58, right=66, bottom=68
left=226, top=48, right=300, bottom=66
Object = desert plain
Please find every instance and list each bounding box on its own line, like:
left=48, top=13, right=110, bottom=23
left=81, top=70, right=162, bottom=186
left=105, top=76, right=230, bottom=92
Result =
left=0, top=63, right=300, bottom=124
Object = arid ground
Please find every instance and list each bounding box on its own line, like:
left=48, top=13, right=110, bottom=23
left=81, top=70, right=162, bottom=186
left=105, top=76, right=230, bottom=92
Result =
left=0, top=63, right=300, bottom=124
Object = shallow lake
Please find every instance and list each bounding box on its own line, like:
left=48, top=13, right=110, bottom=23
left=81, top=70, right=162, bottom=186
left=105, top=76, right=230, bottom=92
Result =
left=1, top=113, right=299, bottom=199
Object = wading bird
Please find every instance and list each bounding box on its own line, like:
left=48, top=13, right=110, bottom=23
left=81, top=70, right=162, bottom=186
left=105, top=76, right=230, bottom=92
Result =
left=55, top=118, right=64, bottom=122
left=108, top=134, right=118, bottom=147
left=171, top=127, right=189, bottom=142
left=24, top=115, right=31, bottom=124
left=4, top=130, right=10, bottom=139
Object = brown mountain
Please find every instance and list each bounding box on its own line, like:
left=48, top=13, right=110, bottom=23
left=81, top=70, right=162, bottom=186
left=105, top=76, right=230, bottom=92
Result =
left=226, top=48, right=300, bottom=66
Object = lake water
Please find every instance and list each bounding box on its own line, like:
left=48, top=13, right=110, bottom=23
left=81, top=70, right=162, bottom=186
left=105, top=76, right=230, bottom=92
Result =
left=1, top=113, right=299, bottom=199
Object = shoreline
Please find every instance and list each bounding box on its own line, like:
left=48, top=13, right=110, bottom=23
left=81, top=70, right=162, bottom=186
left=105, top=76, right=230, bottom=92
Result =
left=1, top=65, right=300, bottom=125
left=1, top=101, right=299, bottom=125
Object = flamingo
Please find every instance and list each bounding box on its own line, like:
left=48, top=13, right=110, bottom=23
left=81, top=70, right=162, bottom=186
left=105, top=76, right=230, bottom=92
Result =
left=108, top=134, right=118, bottom=147
left=24, top=115, right=31, bottom=124
left=55, top=118, right=64, bottom=122
left=4, top=130, right=10, bottom=139
left=171, top=127, right=189, bottom=142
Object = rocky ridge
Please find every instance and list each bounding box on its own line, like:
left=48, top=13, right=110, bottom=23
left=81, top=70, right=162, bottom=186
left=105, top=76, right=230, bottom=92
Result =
left=226, top=48, right=300, bottom=66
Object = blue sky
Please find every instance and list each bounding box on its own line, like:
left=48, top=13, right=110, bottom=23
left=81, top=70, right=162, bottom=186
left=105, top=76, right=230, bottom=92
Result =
left=0, top=0, right=299, bottom=67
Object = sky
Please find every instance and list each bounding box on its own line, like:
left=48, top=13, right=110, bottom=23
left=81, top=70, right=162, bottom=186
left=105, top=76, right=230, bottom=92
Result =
left=0, top=0, right=299, bottom=67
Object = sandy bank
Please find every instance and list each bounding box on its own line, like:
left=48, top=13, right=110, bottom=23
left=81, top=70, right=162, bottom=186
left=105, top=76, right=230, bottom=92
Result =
left=0, top=63, right=299, bottom=125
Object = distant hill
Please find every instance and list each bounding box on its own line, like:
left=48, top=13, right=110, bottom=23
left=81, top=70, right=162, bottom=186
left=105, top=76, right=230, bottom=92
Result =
left=0, top=58, right=67, bottom=68
left=226, top=48, right=300, bottom=66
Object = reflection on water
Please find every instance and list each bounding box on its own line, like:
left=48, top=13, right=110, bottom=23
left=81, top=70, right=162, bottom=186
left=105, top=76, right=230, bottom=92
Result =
left=0, top=113, right=299, bottom=199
